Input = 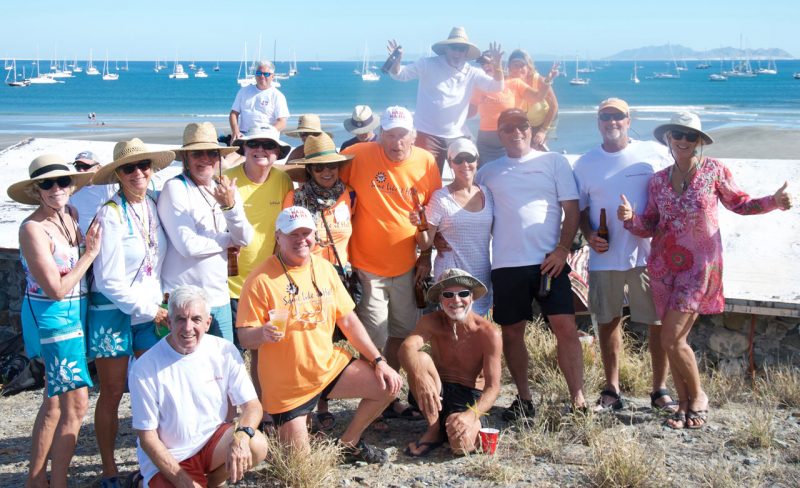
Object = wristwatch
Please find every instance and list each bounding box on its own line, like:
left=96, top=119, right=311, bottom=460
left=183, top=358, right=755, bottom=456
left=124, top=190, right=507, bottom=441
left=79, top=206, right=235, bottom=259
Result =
left=235, top=426, right=255, bottom=439
left=371, top=356, right=385, bottom=368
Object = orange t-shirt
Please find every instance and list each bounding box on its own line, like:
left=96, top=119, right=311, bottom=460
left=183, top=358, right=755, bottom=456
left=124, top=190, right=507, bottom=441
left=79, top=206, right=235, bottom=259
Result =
left=470, top=78, right=530, bottom=131
left=236, top=254, right=355, bottom=414
left=282, top=187, right=355, bottom=266
left=340, top=142, right=442, bottom=277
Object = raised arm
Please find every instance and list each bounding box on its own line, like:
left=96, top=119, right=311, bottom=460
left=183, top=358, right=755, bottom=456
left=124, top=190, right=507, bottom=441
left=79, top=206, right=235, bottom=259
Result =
left=717, top=163, right=787, bottom=215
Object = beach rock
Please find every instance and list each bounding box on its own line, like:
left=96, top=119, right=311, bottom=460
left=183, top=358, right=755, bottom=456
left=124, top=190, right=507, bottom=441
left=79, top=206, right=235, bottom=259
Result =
left=709, top=328, right=749, bottom=357
left=718, top=357, right=747, bottom=376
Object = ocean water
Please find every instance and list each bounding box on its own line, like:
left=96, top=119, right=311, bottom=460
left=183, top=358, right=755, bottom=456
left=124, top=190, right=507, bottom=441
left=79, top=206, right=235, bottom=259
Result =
left=2, top=59, right=800, bottom=153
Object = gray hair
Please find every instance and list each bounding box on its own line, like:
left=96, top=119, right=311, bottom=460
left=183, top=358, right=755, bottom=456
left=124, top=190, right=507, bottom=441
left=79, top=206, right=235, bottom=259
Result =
left=378, top=127, right=417, bottom=141
left=257, top=60, right=275, bottom=72
left=167, top=285, right=211, bottom=319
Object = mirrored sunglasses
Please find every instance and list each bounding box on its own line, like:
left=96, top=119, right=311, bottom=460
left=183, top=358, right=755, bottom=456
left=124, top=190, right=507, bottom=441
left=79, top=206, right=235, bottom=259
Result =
left=441, top=290, right=472, bottom=299
left=36, top=176, right=73, bottom=190
left=670, top=130, right=700, bottom=142
left=118, top=160, right=152, bottom=175
left=255, top=71, right=272, bottom=77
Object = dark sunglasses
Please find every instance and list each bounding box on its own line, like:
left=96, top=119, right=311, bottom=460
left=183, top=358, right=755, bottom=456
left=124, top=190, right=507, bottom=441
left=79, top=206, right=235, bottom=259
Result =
left=300, top=132, right=322, bottom=139
left=188, top=149, right=220, bottom=159
left=73, top=162, right=98, bottom=172
left=118, top=160, right=152, bottom=175
left=255, top=71, right=271, bottom=77
left=36, top=176, right=72, bottom=190
left=452, top=154, right=478, bottom=165
left=598, top=112, right=628, bottom=122
left=441, top=290, right=472, bottom=299
left=499, top=122, right=531, bottom=134
left=670, top=130, right=700, bottom=143
left=245, top=140, right=279, bottom=150
left=448, top=45, right=469, bottom=52
left=311, top=162, right=340, bottom=173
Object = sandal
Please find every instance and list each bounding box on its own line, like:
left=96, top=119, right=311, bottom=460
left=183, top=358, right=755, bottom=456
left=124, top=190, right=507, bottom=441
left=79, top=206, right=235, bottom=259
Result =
left=315, top=411, right=336, bottom=431
left=403, top=440, right=444, bottom=458
left=382, top=399, right=423, bottom=420
left=650, top=388, right=679, bottom=414
left=593, top=389, right=624, bottom=413
left=664, top=411, right=686, bottom=430
left=686, top=409, right=708, bottom=430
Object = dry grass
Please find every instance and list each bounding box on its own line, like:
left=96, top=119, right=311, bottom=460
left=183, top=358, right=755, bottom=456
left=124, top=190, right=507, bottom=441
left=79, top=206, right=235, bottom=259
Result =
left=731, top=400, right=776, bottom=449
left=588, top=429, right=666, bottom=488
left=704, top=368, right=750, bottom=408
left=463, top=435, right=520, bottom=485
left=617, top=337, right=654, bottom=397
left=756, top=365, right=800, bottom=408
left=258, top=434, right=341, bottom=488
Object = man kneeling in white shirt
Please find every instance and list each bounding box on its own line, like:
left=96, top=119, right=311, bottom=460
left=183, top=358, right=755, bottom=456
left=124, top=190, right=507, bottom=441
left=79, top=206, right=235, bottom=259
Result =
left=129, top=285, right=267, bottom=487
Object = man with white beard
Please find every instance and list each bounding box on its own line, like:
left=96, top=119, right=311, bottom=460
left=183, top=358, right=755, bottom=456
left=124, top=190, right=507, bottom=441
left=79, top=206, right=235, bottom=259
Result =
left=398, top=269, right=502, bottom=457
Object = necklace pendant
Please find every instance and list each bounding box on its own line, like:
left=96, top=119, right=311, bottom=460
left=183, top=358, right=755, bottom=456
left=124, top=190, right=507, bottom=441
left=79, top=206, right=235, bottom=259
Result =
left=144, top=263, right=153, bottom=276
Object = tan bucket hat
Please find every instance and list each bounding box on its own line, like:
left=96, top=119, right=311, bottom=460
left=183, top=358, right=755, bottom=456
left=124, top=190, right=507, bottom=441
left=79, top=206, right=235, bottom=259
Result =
left=343, top=105, right=380, bottom=135
left=653, top=111, right=714, bottom=145
left=426, top=268, right=488, bottom=304
left=172, top=122, right=238, bottom=156
left=92, top=138, right=176, bottom=185
left=284, top=114, right=333, bottom=139
left=283, top=133, right=354, bottom=183
left=8, top=154, right=95, bottom=205
left=431, top=27, right=481, bottom=60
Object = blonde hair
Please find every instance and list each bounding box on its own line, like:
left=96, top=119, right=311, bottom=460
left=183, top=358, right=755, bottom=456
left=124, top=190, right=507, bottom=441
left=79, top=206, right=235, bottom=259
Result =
left=508, top=49, right=538, bottom=84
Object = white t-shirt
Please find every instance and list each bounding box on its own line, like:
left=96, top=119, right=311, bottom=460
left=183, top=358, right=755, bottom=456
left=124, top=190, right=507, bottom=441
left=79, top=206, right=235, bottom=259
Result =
left=69, top=184, right=116, bottom=235
left=130, top=335, right=256, bottom=485
left=391, top=56, right=502, bottom=138
left=573, top=140, right=672, bottom=271
left=230, top=85, right=290, bottom=134
left=426, top=184, right=494, bottom=315
left=476, top=150, right=579, bottom=269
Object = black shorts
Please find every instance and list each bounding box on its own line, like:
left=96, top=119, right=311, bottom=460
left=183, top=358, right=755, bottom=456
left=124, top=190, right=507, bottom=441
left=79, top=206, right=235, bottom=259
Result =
left=491, top=264, right=574, bottom=326
left=409, top=382, right=484, bottom=438
left=270, top=358, right=355, bottom=426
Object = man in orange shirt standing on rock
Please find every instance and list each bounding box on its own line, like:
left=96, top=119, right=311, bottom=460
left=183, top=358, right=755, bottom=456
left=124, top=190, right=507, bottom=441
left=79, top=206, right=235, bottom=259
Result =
left=341, top=106, right=442, bottom=417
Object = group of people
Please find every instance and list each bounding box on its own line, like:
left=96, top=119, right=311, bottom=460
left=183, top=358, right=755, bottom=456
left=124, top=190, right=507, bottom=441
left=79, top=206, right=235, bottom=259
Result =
left=9, top=26, right=793, bottom=487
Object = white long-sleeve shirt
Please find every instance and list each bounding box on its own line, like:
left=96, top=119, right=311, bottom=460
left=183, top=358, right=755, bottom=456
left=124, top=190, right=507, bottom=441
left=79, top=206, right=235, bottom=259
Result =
left=93, top=191, right=166, bottom=324
left=391, top=55, right=503, bottom=138
left=157, top=174, right=253, bottom=307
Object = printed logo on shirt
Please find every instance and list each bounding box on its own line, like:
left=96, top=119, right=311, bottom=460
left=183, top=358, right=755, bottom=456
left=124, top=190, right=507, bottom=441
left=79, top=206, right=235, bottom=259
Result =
left=370, top=172, right=414, bottom=198
left=258, top=100, right=271, bottom=108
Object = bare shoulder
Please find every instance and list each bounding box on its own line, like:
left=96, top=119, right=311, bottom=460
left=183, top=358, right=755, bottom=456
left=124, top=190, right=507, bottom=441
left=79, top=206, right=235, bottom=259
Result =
left=472, top=315, right=501, bottom=342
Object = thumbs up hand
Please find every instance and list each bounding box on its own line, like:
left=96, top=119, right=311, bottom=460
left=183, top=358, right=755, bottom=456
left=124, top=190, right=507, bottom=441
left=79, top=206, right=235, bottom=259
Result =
left=774, top=182, right=792, bottom=210
left=617, top=194, right=633, bottom=222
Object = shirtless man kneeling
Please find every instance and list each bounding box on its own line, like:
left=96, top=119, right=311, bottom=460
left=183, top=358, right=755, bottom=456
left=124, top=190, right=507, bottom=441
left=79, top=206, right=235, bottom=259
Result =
left=398, top=269, right=502, bottom=456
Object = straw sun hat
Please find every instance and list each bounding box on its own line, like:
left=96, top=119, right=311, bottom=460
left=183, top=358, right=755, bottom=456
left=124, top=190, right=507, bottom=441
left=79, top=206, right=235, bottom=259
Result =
left=653, top=111, right=714, bottom=146
left=92, top=138, right=176, bottom=185
left=426, top=268, right=488, bottom=304
left=172, top=122, right=238, bottom=157
left=431, top=27, right=481, bottom=60
left=7, top=154, right=95, bottom=205
left=284, top=114, right=333, bottom=139
left=283, top=133, right=354, bottom=183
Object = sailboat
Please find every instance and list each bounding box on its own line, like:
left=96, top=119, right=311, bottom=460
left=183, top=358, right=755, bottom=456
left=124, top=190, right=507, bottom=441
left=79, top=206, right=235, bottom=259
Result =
left=709, top=60, right=728, bottom=81
left=102, top=51, right=119, bottom=80
left=288, top=51, right=298, bottom=77
left=569, top=56, right=589, bottom=85
left=6, top=59, right=30, bottom=87
left=631, top=61, right=640, bottom=84
left=236, top=42, right=255, bottom=87
left=169, top=60, right=189, bottom=79
left=3, top=58, right=12, bottom=71
left=28, top=52, right=60, bottom=84
left=213, top=61, right=220, bottom=72
left=120, top=57, right=129, bottom=71
left=361, top=44, right=379, bottom=82
left=309, top=56, right=322, bottom=71
left=654, top=45, right=680, bottom=79
left=756, top=59, right=777, bottom=75
left=72, top=56, right=83, bottom=73
left=194, top=66, right=208, bottom=78
left=154, top=58, right=163, bottom=73
left=86, top=49, right=100, bottom=75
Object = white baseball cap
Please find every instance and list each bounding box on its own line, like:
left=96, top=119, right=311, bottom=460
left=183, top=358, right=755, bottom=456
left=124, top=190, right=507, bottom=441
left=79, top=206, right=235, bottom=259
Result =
left=276, top=206, right=316, bottom=233
left=380, top=106, right=414, bottom=132
left=447, top=138, right=478, bottom=161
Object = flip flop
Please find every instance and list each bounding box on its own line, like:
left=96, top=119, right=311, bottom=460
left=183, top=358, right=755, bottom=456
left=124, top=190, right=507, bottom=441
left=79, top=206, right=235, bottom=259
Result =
left=315, top=411, right=336, bottom=431
left=403, top=440, right=444, bottom=458
left=664, top=412, right=686, bottom=430
left=382, top=400, right=423, bottom=420
left=650, top=388, right=680, bottom=414
left=686, top=409, right=708, bottom=430
left=593, top=389, right=624, bottom=413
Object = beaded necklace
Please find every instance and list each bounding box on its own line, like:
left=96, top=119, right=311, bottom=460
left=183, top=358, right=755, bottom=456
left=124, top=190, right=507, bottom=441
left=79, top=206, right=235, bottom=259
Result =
left=121, top=193, right=158, bottom=276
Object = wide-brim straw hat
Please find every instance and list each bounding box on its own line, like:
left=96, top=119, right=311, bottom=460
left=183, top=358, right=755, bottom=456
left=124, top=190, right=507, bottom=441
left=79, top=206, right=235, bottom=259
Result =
left=283, top=133, right=354, bottom=183
left=236, top=125, right=292, bottom=159
left=653, top=111, right=714, bottom=145
left=431, top=27, right=481, bottom=61
left=284, top=114, right=332, bottom=139
left=92, top=138, right=176, bottom=185
left=172, top=122, right=238, bottom=156
left=8, top=154, right=95, bottom=205
left=343, top=105, right=380, bottom=135
left=426, top=268, right=488, bottom=304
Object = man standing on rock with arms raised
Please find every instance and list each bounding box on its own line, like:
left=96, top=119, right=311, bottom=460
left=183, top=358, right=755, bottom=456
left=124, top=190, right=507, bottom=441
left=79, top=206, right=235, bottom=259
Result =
left=399, top=269, right=501, bottom=457
left=573, top=98, right=676, bottom=413
left=476, top=108, right=587, bottom=418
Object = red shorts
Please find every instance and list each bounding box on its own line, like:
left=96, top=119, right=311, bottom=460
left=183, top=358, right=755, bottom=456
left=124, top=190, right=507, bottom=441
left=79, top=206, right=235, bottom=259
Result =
left=148, top=422, right=231, bottom=488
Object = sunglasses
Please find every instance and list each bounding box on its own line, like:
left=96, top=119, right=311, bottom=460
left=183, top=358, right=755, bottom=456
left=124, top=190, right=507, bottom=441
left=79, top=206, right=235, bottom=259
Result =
left=452, top=154, right=478, bottom=165
left=300, top=132, right=322, bottom=138
left=441, top=290, right=472, bottom=299
left=73, top=162, right=98, bottom=172
left=36, top=176, right=73, bottom=190
left=499, top=122, right=531, bottom=134
left=448, top=45, right=469, bottom=52
left=598, top=112, right=628, bottom=122
left=255, top=71, right=272, bottom=77
left=669, top=130, right=700, bottom=143
left=245, top=140, right=279, bottom=150
left=118, top=160, right=152, bottom=175
left=188, top=149, right=220, bottom=159
left=311, top=162, right=340, bottom=173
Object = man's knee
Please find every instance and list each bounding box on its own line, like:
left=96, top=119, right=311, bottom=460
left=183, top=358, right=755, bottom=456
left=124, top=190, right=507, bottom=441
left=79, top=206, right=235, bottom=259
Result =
left=500, top=321, right=527, bottom=342
left=548, top=315, right=579, bottom=342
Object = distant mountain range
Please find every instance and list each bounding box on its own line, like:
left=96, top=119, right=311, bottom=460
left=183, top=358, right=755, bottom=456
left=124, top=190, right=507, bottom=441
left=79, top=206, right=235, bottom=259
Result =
left=606, top=44, right=793, bottom=60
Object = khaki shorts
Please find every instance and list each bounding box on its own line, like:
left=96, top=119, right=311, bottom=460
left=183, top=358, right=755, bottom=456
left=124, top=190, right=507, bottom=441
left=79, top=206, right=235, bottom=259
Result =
left=588, top=267, right=660, bottom=325
left=355, top=267, right=419, bottom=348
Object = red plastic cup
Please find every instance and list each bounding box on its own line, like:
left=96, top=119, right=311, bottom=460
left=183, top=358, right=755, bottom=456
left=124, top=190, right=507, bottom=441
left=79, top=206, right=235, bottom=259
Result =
left=479, top=427, right=499, bottom=454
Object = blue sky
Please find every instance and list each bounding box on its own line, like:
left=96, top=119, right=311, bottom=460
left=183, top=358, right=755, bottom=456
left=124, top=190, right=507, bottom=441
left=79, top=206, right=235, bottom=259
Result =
left=3, top=0, right=797, bottom=61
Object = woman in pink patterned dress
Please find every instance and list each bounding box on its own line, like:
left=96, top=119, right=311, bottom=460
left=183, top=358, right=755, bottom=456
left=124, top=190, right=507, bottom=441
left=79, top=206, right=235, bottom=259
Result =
left=618, top=112, right=792, bottom=429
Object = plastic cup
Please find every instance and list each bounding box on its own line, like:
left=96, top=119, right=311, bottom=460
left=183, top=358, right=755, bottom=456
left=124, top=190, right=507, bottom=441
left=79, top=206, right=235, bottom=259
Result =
left=479, top=427, right=499, bottom=455
left=268, top=309, right=289, bottom=334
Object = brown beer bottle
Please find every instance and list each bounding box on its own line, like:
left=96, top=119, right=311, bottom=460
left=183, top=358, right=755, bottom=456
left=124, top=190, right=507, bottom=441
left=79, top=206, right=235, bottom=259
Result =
left=414, top=280, right=427, bottom=309
left=410, top=188, right=429, bottom=232
left=227, top=247, right=239, bottom=276
left=597, top=208, right=610, bottom=252
left=538, top=254, right=552, bottom=298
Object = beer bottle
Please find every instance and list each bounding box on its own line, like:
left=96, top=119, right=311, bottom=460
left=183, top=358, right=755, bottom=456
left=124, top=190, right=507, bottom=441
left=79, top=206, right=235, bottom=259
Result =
left=227, top=247, right=239, bottom=276
left=414, top=280, right=427, bottom=309
left=410, top=188, right=429, bottom=232
left=538, top=254, right=552, bottom=298
left=381, top=46, right=402, bottom=73
left=597, top=208, right=610, bottom=252
left=156, top=293, right=171, bottom=338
